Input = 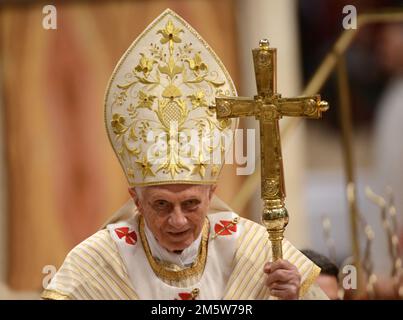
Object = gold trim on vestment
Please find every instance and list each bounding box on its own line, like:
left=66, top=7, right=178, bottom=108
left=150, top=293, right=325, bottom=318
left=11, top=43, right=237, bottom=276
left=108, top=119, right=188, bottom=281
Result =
left=41, top=289, right=71, bottom=300
left=139, top=215, right=209, bottom=281
left=299, top=264, right=321, bottom=298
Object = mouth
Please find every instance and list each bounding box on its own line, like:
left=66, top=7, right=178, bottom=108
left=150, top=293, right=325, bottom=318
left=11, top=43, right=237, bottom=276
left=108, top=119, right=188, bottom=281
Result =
left=167, top=229, right=191, bottom=238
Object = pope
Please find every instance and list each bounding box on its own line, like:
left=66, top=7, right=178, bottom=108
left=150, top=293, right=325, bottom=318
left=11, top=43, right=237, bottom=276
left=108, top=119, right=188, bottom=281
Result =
left=42, top=9, right=328, bottom=300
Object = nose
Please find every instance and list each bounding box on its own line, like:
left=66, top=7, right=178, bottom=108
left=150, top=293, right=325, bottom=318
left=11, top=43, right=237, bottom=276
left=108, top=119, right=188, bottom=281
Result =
left=168, top=206, right=187, bottom=229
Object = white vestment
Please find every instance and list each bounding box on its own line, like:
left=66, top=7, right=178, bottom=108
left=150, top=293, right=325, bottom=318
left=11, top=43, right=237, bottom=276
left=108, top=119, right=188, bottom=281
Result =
left=42, top=196, right=328, bottom=300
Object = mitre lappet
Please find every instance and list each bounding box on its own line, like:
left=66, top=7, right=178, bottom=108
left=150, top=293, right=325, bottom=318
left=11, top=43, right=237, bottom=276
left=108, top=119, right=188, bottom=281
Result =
left=104, top=8, right=238, bottom=186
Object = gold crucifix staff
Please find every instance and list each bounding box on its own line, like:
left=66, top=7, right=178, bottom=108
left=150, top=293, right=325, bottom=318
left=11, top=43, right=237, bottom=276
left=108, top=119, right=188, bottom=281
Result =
left=213, top=39, right=329, bottom=261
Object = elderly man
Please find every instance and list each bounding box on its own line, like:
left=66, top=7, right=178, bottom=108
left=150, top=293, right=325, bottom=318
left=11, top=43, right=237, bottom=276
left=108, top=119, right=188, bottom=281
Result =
left=42, top=9, right=327, bottom=300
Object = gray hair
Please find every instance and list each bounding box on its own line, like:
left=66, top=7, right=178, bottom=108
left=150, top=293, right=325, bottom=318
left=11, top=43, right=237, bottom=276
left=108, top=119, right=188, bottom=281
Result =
left=131, top=186, right=144, bottom=199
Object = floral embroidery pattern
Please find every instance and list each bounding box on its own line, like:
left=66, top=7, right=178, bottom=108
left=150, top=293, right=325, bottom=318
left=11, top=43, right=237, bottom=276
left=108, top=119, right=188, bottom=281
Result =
left=108, top=13, right=235, bottom=184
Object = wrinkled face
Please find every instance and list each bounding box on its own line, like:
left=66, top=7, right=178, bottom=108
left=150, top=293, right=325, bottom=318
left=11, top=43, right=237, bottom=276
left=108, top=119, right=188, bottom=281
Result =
left=315, top=274, right=339, bottom=300
left=129, top=184, right=215, bottom=252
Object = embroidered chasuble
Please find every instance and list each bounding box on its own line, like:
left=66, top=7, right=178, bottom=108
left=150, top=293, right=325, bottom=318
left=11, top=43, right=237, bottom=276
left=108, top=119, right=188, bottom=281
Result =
left=42, top=196, right=327, bottom=300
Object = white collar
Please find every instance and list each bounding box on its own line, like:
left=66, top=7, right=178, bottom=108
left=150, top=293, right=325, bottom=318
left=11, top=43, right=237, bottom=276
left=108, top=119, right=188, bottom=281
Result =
left=143, top=221, right=202, bottom=268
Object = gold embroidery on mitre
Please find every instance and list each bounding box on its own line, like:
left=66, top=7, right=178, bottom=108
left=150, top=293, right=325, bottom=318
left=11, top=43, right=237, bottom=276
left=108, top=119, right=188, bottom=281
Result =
left=104, top=9, right=238, bottom=186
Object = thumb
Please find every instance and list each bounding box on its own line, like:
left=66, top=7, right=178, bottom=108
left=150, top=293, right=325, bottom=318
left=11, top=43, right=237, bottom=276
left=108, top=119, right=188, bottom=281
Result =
left=264, top=262, right=272, bottom=273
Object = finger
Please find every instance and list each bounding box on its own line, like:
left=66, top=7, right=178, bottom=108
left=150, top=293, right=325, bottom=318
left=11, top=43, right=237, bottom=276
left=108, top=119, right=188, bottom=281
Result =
left=270, top=289, right=298, bottom=300
left=269, top=281, right=300, bottom=291
left=266, top=275, right=300, bottom=289
left=269, top=288, right=282, bottom=299
left=270, top=259, right=297, bottom=272
left=263, top=262, right=272, bottom=274
left=266, top=269, right=295, bottom=286
left=269, top=285, right=299, bottom=300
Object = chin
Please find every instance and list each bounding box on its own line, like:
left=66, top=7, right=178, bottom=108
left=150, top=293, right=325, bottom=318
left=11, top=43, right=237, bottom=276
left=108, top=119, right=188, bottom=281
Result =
left=165, top=239, right=193, bottom=252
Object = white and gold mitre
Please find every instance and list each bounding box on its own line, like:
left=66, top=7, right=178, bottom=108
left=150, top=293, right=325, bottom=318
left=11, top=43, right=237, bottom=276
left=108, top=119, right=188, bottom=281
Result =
left=105, top=9, right=237, bottom=187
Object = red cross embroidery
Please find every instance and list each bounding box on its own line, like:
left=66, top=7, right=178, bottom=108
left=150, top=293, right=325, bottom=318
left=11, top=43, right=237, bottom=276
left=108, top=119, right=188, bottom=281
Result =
left=214, top=219, right=237, bottom=236
left=177, top=292, right=194, bottom=300
left=114, top=227, right=137, bottom=245
left=175, top=288, right=199, bottom=300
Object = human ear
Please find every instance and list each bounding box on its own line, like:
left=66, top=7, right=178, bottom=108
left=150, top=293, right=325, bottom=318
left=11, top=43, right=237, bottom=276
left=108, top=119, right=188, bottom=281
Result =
left=128, top=187, right=137, bottom=200
left=128, top=187, right=142, bottom=211
left=208, top=185, right=217, bottom=200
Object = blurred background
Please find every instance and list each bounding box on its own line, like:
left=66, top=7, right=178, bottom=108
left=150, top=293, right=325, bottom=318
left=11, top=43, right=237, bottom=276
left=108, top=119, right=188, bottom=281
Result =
left=0, top=0, right=402, bottom=298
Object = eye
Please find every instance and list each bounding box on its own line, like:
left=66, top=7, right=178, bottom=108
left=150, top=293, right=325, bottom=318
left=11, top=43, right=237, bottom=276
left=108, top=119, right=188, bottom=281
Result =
left=152, top=200, right=171, bottom=212
left=182, top=199, right=200, bottom=211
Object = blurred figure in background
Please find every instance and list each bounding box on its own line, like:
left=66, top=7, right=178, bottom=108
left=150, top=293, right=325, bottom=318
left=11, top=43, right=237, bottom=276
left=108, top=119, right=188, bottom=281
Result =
left=302, top=249, right=340, bottom=299
left=367, top=23, right=403, bottom=300
left=374, top=23, right=403, bottom=248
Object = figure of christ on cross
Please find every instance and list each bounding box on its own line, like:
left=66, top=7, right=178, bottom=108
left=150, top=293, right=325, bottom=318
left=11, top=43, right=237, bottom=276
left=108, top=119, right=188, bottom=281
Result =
left=213, top=39, right=329, bottom=261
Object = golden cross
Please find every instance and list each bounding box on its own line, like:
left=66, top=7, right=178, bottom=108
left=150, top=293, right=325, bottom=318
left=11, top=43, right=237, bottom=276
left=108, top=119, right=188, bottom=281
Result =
left=214, top=39, right=329, bottom=261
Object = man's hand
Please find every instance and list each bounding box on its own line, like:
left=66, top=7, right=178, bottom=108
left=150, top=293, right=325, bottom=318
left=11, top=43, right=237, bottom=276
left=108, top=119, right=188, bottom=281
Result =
left=264, top=259, right=301, bottom=300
